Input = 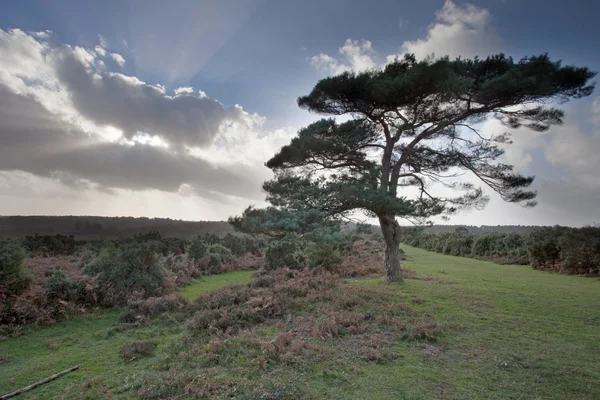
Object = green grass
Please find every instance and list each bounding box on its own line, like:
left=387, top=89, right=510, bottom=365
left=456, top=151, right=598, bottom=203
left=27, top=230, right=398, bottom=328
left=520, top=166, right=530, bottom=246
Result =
left=0, top=270, right=255, bottom=399
left=179, top=270, right=255, bottom=301
left=1, top=248, right=598, bottom=399
left=336, top=246, right=600, bottom=399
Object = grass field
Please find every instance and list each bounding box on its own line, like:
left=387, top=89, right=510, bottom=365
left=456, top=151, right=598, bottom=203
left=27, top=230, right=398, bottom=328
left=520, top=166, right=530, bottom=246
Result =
left=1, top=246, right=598, bottom=399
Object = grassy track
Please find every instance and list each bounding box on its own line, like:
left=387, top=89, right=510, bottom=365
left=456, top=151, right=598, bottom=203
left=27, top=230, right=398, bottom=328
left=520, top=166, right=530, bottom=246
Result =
left=180, top=270, right=255, bottom=301
left=1, top=247, right=598, bottom=399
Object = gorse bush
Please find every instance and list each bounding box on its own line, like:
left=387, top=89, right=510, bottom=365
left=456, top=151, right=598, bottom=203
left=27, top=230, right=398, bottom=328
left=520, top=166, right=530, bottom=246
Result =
left=0, top=238, right=30, bottom=297
left=221, top=233, right=246, bottom=256
left=205, top=244, right=233, bottom=262
left=472, top=233, right=507, bottom=258
left=305, top=242, right=343, bottom=270
left=81, top=243, right=169, bottom=304
left=557, top=228, right=600, bottom=274
left=43, top=270, right=82, bottom=302
left=187, top=237, right=209, bottom=261
left=21, top=234, right=80, bottom=256
left=442, top=234, right=474, bottom=257
left=528, top=226, right=600, bottom=275
left=264, top=236, right=306, bottom=270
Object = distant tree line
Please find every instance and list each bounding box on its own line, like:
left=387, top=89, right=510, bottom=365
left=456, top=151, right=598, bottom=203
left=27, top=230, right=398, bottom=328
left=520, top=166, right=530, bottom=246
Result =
left=402, top=226, right=600, bottom=276
left=0, top=216, right=235, bottom=239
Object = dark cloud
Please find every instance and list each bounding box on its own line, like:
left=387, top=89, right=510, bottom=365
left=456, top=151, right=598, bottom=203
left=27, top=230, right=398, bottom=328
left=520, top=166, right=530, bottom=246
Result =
left=0, top=86, right=263, bottom=201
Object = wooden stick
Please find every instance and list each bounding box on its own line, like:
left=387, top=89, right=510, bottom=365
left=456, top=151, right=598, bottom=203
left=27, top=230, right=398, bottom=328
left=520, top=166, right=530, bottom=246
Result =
left=1, top=366, right=79, bottom=399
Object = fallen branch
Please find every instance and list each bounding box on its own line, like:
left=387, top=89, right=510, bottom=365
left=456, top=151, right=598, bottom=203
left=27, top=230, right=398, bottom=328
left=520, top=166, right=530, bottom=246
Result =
left=1, top=366, right=79, bottom=399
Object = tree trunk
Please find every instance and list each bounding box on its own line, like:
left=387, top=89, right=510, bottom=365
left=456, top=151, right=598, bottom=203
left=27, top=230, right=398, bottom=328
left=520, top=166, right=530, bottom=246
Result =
left=378, top=214, right=403, bottom=282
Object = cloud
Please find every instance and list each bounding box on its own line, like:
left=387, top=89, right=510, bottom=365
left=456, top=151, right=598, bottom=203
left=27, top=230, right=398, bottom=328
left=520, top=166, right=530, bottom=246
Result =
left=0, top=28, right=291, bottom=212
left=542, top=106, right=600, bottom=190
left=0, top=29, right=252, bottom=150
left=391, top=0, right=503, bottom=61
left=592, top=95, right=600, bottom=125
left=308, top=39, right=377, bottom=75
left=0, top=86, right=265, bottom=200
left=471, top=98, right=600, bottom=226
left=98, top=34, right=108, bottom=48
left=309, top=1, right=502, bottom=76
left=110, top=52, right=125, bottom=67
left=95, top=45, right=107, bottom=57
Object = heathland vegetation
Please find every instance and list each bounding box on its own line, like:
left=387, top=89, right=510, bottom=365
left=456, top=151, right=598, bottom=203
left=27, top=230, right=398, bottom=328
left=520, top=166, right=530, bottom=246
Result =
left=1, top=240, right=598, bottom=399
left=402, top=225, right=600, bottom=276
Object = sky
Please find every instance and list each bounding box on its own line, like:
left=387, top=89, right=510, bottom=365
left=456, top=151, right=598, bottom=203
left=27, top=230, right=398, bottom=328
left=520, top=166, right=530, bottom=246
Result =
left=0, top=0, right=599, bottom=226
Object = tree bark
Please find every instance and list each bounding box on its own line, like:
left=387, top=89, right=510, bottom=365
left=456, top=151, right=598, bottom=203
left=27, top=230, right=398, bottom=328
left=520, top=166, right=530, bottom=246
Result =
left=378, top=214, right=403, bottom=282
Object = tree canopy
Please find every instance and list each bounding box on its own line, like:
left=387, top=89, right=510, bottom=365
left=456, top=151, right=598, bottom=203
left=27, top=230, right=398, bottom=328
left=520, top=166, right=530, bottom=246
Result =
left=231, top=53, right=596, bottom=281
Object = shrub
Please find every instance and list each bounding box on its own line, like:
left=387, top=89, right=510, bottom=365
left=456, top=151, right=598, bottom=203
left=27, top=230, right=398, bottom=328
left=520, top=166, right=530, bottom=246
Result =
left=206, top=244, right=233, bottom=261
left=207, top=253, right=222, bottom=274
left=43, top=270, right=82, bottom=302
left=221, top=233, right=246, bottom=256
left=442, top=234, right=474, bottom=257
left=558, top=228, right=600, bottom=275
left=164, top=254, right=201, bottom=286
left=528, top=226, right=600, bottom=275
left=81, top=243, right=169, bottom=305
left=527, top=228, right=562, bottom=270
left=21, top=234, right=81, bottom=256
left=472, top=233, right=506, bottom=258
left=0, top=238, right=30, bottom=297
left=187, top=268, right=338, bottom=336
left=159, top=237, right=188, bottom=256
left=305, top=242, right=342, bottom=271
left=264, top=237, right=306, bottom=270
left=121, top=294, right=186, bottom=323
left=187, top=237, right=208, bottom=261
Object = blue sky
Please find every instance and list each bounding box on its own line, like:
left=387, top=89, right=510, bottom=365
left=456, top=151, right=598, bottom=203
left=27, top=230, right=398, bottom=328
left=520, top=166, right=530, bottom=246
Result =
left=3, top=0, right=598, bottom=116
left=0, top=0, right=598, bottom=225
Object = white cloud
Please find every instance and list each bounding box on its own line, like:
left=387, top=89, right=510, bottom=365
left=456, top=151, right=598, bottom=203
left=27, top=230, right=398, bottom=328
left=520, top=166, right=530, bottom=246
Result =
left=308, top=39, right=377, bottom=75
left=309, top=1, right=502, bottom=77
left=110, top=52, right=125, bottom=67
left=95, top=45, right=106, bottom=57
left=174, top=86, right=195, bottom=96
left=98, top=34, right=107, bottom=48
left=390, top=0, right=503, bottom=62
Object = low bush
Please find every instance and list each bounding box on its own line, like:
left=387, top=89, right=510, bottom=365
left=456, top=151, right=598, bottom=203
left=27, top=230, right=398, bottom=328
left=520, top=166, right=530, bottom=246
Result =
left=442, top=234, right=474, bottom=257
left=187, top=268, right=338, bottom=336
left=0, top=238, right=30, bottom=297
left=264, top=236, right=306, bottom=270
left=305, top=242, right=343, bottom=270
left=43, top=270, right=82, bottom=302
left=121, top=294, right=187, bottom=323
left=187, top=237, right=209, bottom=261
left=81, top=243, right=169, bottom=305
left=21, top=234, right=81, bottom=256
